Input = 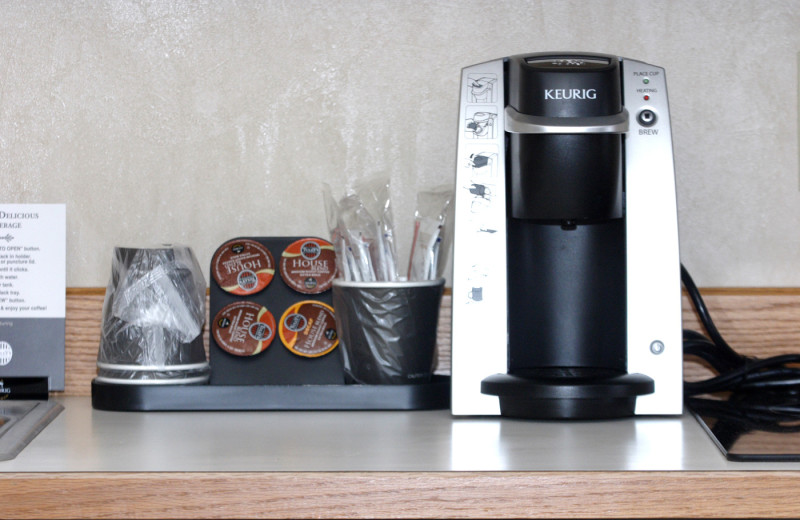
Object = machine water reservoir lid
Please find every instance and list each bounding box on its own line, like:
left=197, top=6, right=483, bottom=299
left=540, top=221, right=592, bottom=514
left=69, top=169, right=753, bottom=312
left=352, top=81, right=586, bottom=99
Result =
left=524, top=56, right=611, bottom=69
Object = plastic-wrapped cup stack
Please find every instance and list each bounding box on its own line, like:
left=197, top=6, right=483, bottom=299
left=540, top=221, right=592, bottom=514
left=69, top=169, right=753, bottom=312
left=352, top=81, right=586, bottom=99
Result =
left=96, top=245, right=210, bottom=385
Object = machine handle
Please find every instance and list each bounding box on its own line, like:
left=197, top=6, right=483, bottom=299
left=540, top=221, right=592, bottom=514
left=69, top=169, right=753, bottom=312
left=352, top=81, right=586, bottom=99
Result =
left=504, top=106, right=629, bottom=134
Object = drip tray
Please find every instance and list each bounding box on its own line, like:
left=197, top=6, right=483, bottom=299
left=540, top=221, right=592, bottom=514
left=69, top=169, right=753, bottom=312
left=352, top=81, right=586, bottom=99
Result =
left=0, top=400, right=64, bottom=461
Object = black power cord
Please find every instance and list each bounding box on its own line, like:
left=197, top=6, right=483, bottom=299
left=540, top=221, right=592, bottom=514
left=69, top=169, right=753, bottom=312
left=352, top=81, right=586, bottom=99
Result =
left=681, top=264, right=800, bottom=417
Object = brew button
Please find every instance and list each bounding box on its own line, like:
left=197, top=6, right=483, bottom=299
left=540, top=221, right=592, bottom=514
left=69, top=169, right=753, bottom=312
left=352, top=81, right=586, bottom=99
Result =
left=637, top=109, right=657, bottom=127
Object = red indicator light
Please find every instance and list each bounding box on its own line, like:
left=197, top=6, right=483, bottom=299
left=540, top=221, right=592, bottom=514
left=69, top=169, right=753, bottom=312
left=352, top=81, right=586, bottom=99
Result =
left=644, top=95, right=650, bottom=101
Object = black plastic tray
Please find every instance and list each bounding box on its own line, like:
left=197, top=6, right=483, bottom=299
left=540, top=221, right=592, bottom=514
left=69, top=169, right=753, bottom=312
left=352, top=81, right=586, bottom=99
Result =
left=91, top=236, right=450, bottom=412
left=91, top=376, right=451, bottom=411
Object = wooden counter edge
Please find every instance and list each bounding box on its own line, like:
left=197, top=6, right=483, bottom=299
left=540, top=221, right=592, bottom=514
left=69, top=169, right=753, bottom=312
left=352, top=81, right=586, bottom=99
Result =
left=2, top=470, right=799, bottom=519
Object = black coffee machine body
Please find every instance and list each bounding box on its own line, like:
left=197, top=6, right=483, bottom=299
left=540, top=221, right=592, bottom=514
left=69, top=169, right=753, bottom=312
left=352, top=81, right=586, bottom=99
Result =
left=451, top=53, right=682, bottom=419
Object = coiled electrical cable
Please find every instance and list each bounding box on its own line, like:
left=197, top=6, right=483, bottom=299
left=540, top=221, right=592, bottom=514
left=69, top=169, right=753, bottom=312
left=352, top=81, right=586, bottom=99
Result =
left=682, top=264, right=800, bottom=411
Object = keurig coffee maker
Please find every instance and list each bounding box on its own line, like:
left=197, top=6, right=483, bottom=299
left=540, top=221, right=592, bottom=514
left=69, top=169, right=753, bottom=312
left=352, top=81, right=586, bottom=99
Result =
left=451, top=52, right=682, bottom=419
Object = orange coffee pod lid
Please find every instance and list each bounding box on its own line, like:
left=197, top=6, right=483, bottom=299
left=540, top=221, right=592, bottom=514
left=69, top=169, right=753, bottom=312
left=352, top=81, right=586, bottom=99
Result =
left=279, top=300, right=338, bottom=358
left=279, top=238, right=336, bottom=294
left=212, top=301, right=276, bottom=356
left=211, top=239, right=275, bottom=296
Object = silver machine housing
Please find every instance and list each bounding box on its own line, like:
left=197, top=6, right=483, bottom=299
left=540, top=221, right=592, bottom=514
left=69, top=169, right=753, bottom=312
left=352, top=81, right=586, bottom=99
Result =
left=451, top=53, right=683, bottom=417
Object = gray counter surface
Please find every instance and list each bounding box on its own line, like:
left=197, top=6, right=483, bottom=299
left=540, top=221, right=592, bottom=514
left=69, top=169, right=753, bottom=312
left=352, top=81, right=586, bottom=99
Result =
left=2, top=396, right=799, bottom=472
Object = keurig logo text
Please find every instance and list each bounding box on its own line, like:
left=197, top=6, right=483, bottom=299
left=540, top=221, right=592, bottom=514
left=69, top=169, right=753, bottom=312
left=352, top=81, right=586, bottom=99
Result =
left=544, top=88, right=597, bottom=100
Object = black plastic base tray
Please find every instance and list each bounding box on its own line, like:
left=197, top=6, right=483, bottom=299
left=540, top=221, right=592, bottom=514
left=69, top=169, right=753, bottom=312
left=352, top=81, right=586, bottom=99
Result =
left=91, top=376, right=450, bottom=412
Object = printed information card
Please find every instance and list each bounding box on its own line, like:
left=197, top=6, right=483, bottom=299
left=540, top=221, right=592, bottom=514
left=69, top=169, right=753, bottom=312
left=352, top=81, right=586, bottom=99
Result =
left=0, top=204, right=66, bottom=390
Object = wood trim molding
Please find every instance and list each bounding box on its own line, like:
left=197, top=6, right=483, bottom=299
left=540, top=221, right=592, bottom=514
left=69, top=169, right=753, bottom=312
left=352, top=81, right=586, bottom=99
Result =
left=62, top=287, right=800, bottom=396
left=4, top=470, right=800, bottom=519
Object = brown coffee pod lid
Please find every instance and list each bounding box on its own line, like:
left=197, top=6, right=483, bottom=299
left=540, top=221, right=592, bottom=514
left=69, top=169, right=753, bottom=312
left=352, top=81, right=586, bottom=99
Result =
left=279, top=300, right=338, bottom=358
left=279, top=238, right=336, bottom=294
left=212, top=301, right=276, bottom=356
left=211, top=239, right=275, bottom=296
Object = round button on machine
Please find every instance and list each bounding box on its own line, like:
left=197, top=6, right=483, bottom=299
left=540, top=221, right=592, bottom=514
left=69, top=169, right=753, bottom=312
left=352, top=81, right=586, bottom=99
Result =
left=650, top=340, right=665, bottom=355
left=637, top=109, right=657, bottom=127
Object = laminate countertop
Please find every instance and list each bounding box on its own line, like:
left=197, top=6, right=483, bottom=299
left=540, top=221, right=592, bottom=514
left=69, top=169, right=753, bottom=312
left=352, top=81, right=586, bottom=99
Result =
left=2, top=396, right=799, bottom=472
left=3, top=397, right=800, bottom=519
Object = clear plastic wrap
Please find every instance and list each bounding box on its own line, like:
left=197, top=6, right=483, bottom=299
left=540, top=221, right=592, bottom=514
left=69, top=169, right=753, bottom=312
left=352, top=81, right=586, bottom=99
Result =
left=331, top=279, right=444, bottom=384
left=322, top=183, right=349, bottom=281
left=322, top=176, right=398, bottom=282
left=338, top=194, right=378, bottom=282
left=352, top=177, right=398, bottom=281
left=408, top=186, right=454, bottom=281
left=96, top=245, right=210, bottom=384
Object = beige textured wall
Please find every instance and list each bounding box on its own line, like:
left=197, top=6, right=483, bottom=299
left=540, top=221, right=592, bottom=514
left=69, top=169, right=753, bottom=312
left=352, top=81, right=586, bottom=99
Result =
left=1, top=0, right=798, bottom=287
